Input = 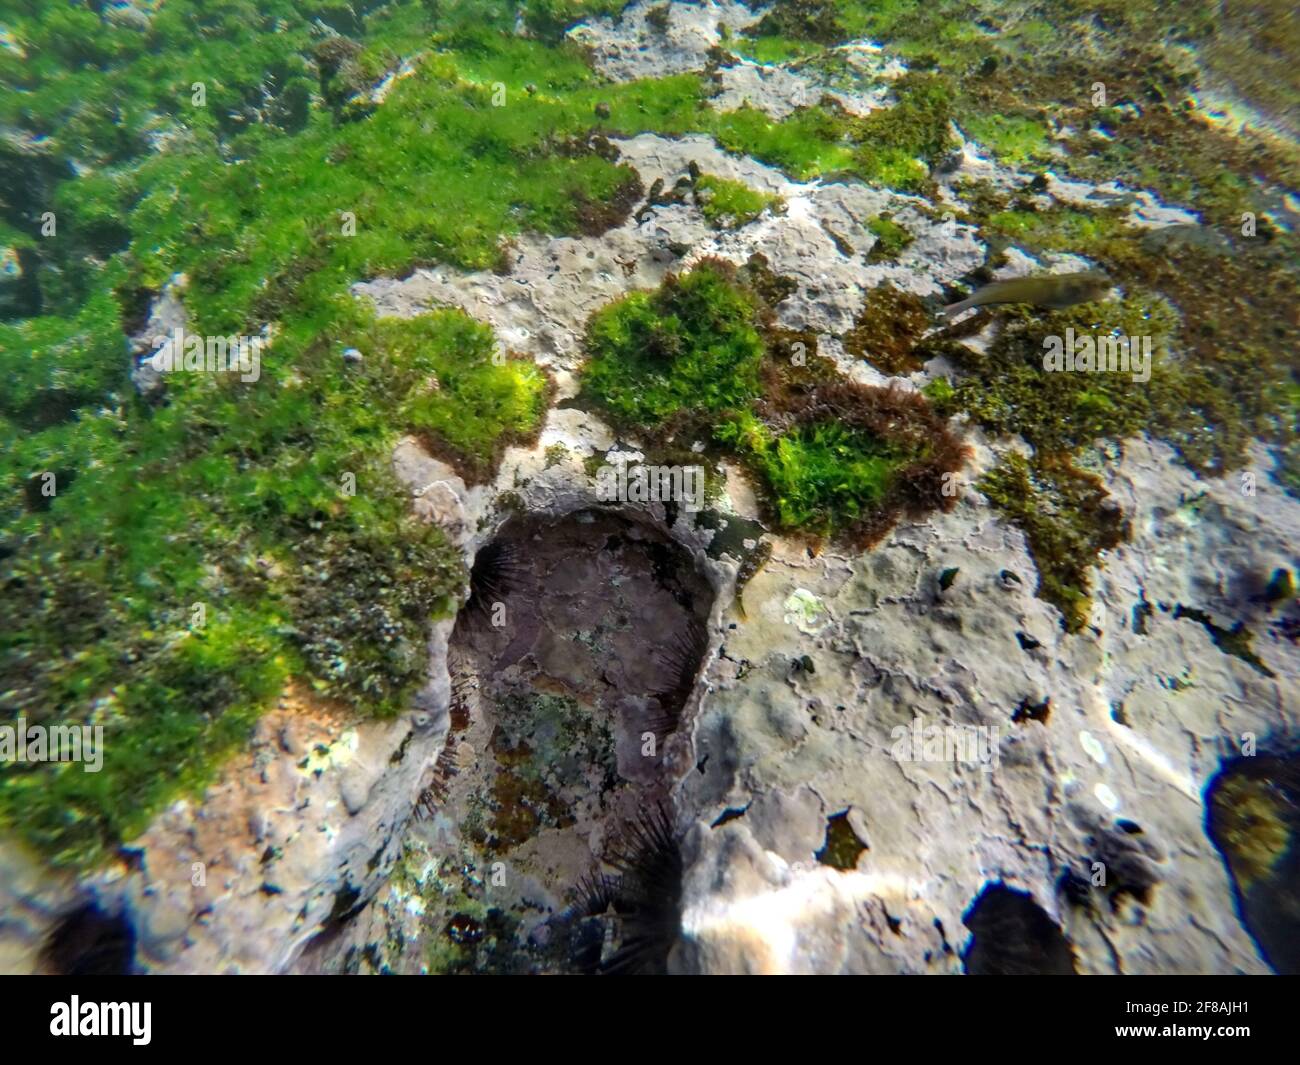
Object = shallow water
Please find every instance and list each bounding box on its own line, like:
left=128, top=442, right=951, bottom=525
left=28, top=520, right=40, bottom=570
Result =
left=0, top=0, right=1297, bottom=981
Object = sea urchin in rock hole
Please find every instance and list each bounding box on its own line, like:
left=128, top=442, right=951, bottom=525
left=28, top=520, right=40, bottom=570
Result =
left=573, top=805, right=684, bottom=975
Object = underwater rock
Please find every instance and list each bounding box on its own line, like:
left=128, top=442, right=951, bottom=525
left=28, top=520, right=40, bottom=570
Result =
left=0, top=840, right=79, bottom=974
left=128, top=273, right=190, bottom=398
left=354, top=132, right=985, bottom=366
left=50, top=669, right=458, bottom=973
left=10, top=0, right=1296, bottom=981
left=673, top=438, right=1298, bottom=973
left=569, top=0, right=763, bottom=82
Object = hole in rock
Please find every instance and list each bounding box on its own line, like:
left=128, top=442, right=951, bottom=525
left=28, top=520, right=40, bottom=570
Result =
left=961, top=884, right=1077, bottom=975
left=295, top=881, right=367, bottom=966
left=1012, top=696, right=1051, bottom=725
left=410, top=509, right=711, bottom=973
left=711, top=805, right=749, bottom=828
left=816, top=810, right=868, bottom=871
left=39, top=903, right=136, bottom=976
left=1205, top=752, right=1300, bottom=974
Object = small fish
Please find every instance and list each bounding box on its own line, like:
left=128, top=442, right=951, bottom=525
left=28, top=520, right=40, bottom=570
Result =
left=940, top=270, right=1111, bottom=318
left=733, top=540, right=772, bottom=621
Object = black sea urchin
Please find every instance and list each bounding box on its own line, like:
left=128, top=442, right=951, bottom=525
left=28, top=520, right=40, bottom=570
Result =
left=567, top=805, right=683, bottom=975
left=645, top=618, right=707, bottom=736
left=465, top=540, right=524, bottom=620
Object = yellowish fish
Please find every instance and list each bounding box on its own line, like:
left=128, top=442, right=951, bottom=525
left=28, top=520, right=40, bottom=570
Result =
left=733, top=540, right=772, bottom=621
left=940, top=270, right=1112, bottom=318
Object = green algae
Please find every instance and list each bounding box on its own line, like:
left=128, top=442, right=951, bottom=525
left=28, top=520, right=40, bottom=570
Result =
left=0, top=262, right=129, bottom=439
left=726, top=380, right=967, bottom=546
left=360, top=311, right=552, bottom=483
left=1, top=1, right=615, bottom=867
left=580, top=259, right=965, bottom=545
left=922, top=376, right=955, bottom=405
left=961, top=114, right=1053, bottom=167
left=851, top=71, right=955, bottom=192
left=981, top=205, right=1128, bottom=256
left=935, top=173, right=1298, bottom=505
left=579, top=259, right=767, bottom=431
left=942, top=181, right=1299, bottom=481
left=686, top=67, right=959, bottom=193
left=920, top=274, right=1249, bottom=628
left=731, top=34, right=823, bottom=65
left=694, top=173, right=783, bottom=229
left=710, top=103, right=857, bottom=181
left=928, top=294, right=1180, bottom=455
left=752, top=0, right=846, bottom=45
left=746, top=0, right=1296, bottom=226
left=3, top=0, right=1298, bottom=873
left=726, top=417, right=907, bottom=535
left=865, top=214, right=914, bottom=260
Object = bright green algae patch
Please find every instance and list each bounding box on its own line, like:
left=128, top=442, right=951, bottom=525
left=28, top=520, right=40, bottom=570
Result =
left=694, top=174, right=783, bottom=229
left=960, top=114, right=1052, bottom=168
left=864, top=215, right=913, bottom=260
left=730, top=34, right=823, bottom=65
left=710, top=104, right=857, bottom=182
left=0, top=0, right=638, bottom=867
left=725, top=418, right=904, bottom=533
left=580, top=260, right=766, bottom=428
left=360, top=312, right=553, bottom=481
left=580, top=259, right=966, bottom=543
left=701, top=69, right=957, bottom=190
